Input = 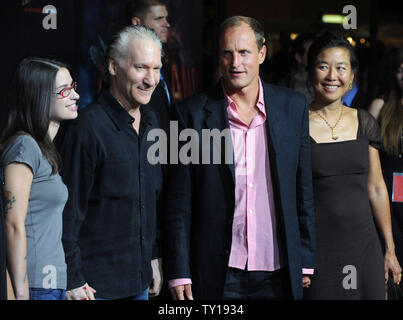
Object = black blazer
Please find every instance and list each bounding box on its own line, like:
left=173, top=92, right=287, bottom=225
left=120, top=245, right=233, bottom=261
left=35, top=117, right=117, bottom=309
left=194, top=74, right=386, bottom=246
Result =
left=164, top=81, right=316, bottom=300
left=147, top=81, right=172, bottom=136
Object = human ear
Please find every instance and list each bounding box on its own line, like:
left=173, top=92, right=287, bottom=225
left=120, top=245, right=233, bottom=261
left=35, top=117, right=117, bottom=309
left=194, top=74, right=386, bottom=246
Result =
left=259, top=45, right=267, bottom=64
left=131, top=17, right=142, bottom=26
left=108, top=58, right=118, bottom=76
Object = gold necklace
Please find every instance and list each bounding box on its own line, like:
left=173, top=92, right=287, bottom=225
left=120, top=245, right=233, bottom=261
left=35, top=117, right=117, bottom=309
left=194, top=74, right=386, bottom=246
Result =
left=313, top=106, right=344, bottom=140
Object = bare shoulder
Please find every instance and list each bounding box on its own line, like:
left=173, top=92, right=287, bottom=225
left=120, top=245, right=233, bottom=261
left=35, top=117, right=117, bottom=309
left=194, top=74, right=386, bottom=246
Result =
left=368, top=98, right=385, bottom=119
left=343, top=106, right=358, bottom=119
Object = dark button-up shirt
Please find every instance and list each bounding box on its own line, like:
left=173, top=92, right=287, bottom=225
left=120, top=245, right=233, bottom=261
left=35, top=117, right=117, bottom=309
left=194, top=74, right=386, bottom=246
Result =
left=56, top=90, right=163, bottom=299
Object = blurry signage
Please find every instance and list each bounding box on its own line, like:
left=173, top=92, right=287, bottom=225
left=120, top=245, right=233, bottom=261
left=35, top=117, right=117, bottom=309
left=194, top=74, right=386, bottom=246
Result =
left=393, top=173, right=403, bottom=203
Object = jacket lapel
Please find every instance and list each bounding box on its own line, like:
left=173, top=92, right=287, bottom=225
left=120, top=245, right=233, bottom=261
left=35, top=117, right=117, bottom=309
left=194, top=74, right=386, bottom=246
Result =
left=204, top=85, right=235, bottom=184
left=202, top=82, right=281, bottom=185
left=263, top=83, right=280, bottom=154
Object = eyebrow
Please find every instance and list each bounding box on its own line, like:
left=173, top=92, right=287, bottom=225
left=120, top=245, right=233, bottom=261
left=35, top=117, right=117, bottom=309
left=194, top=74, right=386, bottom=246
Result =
left=317, top=60, right=348, bottom=65
left=154, top=14, right=167, bottom=20
left=135, top=63, right=162, bottom=69
left=56, top=82, right=73, bottom=90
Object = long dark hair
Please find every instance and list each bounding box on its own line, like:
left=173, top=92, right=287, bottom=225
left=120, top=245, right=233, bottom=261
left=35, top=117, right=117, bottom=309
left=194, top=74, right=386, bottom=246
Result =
left=0, top=56, right=69, bottom=174
left=378, top=48, right=403, bottom=156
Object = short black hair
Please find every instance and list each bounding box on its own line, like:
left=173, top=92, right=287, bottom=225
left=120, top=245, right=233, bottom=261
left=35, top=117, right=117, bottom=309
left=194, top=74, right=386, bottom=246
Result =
left=126, top=0, right=166, bottom=25
left=307, top=31, right=358, bottom=76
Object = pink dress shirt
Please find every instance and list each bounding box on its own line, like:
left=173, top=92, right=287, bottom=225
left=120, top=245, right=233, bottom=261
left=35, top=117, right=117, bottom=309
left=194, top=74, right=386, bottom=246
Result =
left=226, top=79, right=282, bottom=271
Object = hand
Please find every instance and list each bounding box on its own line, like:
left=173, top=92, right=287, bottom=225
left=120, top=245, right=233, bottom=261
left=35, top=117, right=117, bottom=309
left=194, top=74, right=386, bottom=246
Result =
left=169, top=284, right=193, bottom=300
left=302, top=275, right=311, bottom=288
left=149, top=258, right=163, bottom=297
left=65, top=283, right=97, bottom=300
left=384, top=251, right=402, bottom=285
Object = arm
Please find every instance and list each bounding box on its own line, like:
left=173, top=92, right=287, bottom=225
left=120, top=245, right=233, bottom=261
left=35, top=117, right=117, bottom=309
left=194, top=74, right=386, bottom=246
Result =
left=367, top=146, right=402, bottom=284
left=56, top=123, right=97, bottom=299
left=164, top=104, right=194, bottom=300
left=368, top=99, right=384, bottom=120
left=3, top=163, right=33, bottom=300
left=150, top=175, right=164, bottom=296
left=296, top=99, right=316, bottom=270
left=149, top=258, right=163, bottom=296
left=168, top=278, right=193, bottom=300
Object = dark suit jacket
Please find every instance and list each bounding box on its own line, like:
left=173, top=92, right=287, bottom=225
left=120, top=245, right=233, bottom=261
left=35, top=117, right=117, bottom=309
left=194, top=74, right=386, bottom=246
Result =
left=145, top=79, right=172, bottom=268
left=147, top=81, right=172, bottom=136
left=164, top=80, right=316, bottom=300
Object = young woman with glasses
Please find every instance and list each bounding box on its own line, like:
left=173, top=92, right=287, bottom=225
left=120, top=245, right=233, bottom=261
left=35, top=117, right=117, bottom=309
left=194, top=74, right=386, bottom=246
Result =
left=0, top=56, right=79, bottom=300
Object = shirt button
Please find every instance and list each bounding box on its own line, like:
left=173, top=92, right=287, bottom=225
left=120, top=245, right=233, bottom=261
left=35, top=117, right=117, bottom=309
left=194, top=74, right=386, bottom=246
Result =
left=249, top=183, right=253, bottom=188
left=249, top=209, right=253, bottom=214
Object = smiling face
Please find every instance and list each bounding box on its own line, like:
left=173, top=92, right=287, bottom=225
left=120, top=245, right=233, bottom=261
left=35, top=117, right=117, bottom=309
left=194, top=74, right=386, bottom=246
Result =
left=311, top=47, right=354, bottom=104
left=51, top=67, right=79, bottom=122
left=219, top=22, right=266, bottom=95
left=143, top=5, right=170, bottom=43
left=109, top=37, right=162, bottom=109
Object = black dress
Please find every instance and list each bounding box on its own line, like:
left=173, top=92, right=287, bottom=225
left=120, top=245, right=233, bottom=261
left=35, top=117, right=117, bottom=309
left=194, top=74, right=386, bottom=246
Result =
left=304, top=109, right=385, bottom=300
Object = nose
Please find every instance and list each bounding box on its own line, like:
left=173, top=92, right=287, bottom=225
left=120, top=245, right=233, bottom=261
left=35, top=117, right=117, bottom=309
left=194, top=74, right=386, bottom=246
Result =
left=326, top=66, right=337, bottom=81
left=231, top=53, right=240, bottom=68
left=144, top=69, right=158, bottom=87
left=71, top=87, right=80, bottom=100
left=163, top=18, right=170, bottom=28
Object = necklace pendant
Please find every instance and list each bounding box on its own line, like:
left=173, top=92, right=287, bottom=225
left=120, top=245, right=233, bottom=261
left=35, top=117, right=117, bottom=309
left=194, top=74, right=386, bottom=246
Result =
left=331, top=130, right=338, bottom=140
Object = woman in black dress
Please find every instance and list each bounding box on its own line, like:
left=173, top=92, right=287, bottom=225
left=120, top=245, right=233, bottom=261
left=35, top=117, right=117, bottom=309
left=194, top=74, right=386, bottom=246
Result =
left=303, top=32, right=401, bottom=300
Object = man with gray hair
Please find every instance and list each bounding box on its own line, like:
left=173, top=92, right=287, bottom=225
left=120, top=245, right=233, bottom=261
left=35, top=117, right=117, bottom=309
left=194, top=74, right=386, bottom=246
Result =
left=56, top=25, right=164, bottom=300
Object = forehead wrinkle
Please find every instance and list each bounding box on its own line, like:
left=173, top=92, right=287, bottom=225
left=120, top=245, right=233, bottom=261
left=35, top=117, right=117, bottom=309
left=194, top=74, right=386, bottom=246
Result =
left=127, top=44, right=161, bottom=68
left=222, top=26, right=257, bottom=52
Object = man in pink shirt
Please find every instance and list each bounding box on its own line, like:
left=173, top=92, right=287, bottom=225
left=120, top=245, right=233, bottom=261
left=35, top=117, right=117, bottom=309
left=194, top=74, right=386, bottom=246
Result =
left=164, top=16, right=315, bottom=300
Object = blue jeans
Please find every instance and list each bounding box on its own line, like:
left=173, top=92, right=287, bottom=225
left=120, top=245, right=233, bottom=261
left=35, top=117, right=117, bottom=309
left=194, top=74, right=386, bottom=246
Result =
left=29, top=288, right=66, bottom=300
left=96, top=287, right=149, bottom=300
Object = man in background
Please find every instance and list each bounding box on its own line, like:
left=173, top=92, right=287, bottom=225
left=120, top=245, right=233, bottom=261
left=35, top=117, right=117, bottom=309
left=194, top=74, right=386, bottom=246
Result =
left=127, top=0, right=172, bottom=133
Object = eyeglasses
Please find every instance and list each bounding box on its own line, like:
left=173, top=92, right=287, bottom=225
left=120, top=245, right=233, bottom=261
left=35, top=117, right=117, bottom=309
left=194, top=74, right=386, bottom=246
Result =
left=55, top=82, right=77, bottom=98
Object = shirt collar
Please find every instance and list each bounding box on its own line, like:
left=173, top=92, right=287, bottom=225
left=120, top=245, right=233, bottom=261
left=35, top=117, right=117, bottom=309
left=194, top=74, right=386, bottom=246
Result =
left=97, top=90, right=153, bottom=130
left=222, top=77, right=266, bottom=117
